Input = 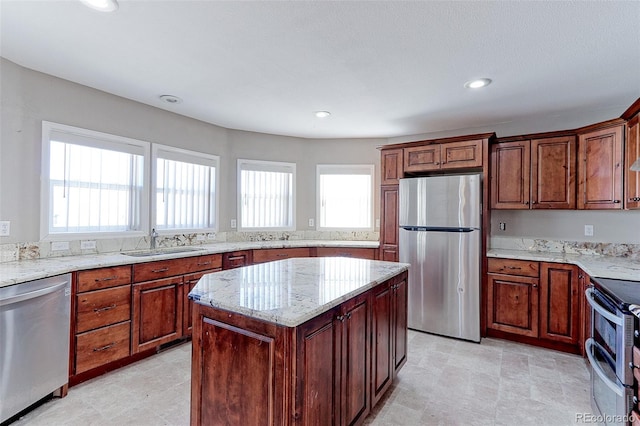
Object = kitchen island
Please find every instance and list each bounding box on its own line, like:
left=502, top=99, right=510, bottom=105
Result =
left=188, top=257, right=409, bottom=426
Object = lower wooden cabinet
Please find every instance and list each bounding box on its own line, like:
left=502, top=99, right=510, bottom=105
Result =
left=182, top=269, right=221, bottom=337
left=75, top=321, right=131, bottom=374
left=486, top=258, right=581, bottom=354
left=316, top=247, right=376, bottom=260
left=132, top=276, right=184, bottom=353
left=223, top=250, right=252, bottom=269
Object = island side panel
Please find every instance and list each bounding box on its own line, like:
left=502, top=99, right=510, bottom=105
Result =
left=190, top=303, right=292, bottom=426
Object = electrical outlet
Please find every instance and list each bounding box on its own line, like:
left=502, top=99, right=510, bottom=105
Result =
left=51, top=241, right=70, bottom=251
left=231, top=219, right=237, bottom=229
left=80, top=240, right=96, bottom=250
left=207, top=233, right=216, bottom=240
left=584, top=225, right=594, bottom=237
left=0, top=221, right=10, bottom=236
left=375, top=218, right=380, bottom=228
left=308, top=218, right=314, bottom=227
left=499, top=222, right=506, bottom=231
left=196, top=234, right=205, bottom=241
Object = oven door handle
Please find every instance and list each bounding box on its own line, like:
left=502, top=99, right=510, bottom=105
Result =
left=585, top=287, right=623, bottom=326
left=585, top=338, right=625, bottom=397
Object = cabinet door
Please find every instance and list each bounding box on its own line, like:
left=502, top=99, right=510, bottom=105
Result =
left=339, top=293, right=370, bottom=426
left=578, top=125, right=623, bottom=209
left=487, top=273, right=539, bottom=338
left=132, top=276, right=183, bottom=353
left=381, top=148, right=404, bottom=185
left=441, top=139, right=483, bottom=169
left=539, top=263, right=580, bottom=346
left=626, top=114, right=640, bottom=209
left=392, top=274, right=408, bottom=376
left=490, top=141, right=531, bottom=209
left=531, top=136, right=576, bottom=209
left=75, top=321, right=131, bottom=374
left=379, top=185, right=399, bottom=262
left=403, top=144, right=441, bottom=172
left=295, top=309, right=340, bottom=425
left=371, top=282, right=393, bottom=407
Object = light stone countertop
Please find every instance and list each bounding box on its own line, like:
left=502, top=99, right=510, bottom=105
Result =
left=0, top=240, right=379, bottom=288
left=487, top=248, right=640, bottom=281
left=188, top=257, right=409, bottom=327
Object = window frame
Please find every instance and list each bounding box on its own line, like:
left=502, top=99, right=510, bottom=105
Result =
left=316, top=164, right=375, bottom=231
left=237, top=159, right=296, bottom=231
left=151, top=144, right=220, bottom=235
left=40, top=121, right=151, bottom=241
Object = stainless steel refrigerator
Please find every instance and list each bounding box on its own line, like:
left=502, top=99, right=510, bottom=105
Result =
left=399, top=174, right=481, bottom=342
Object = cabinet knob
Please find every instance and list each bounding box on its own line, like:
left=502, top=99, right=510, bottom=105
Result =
left=613, top=200, right=621, bottom=203
left=532, top=284, right=538, bottom=288
left=531, top=201, right=537, bottom=204
left=434, top=162, right=440, bottom=165
left=525, top=201, right=529, bottom=205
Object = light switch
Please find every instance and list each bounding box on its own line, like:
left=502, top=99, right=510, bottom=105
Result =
left=584, top=225, right=594, bottom=236
left=51, top=241, right=70, bottom=251
left=0, top=221, right=9, bottom=236
left=231, top=219, right=237, bottom=229
left=308, top=218, right=314, bottom=227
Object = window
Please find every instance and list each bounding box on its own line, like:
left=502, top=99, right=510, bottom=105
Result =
left=238, top=159, right=295, bottom=230
left=317, top=164, right=374, bottom=230
left=152, top=145, right=218, bottom=233
left=41, top=122, right=149, bottom=238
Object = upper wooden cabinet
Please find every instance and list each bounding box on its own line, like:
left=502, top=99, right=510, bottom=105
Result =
left=491, top=135, right=576, bottom=209
left=626, top=113, right=640, bottom=209
left=381, top=148, right=404, bottom=185
left=404, top=139, right=483, bottom=173
left=577, top=123, right=624, bottom=209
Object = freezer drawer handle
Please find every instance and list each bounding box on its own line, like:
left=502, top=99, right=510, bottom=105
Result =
left=0, top=281, right=68, bottom=307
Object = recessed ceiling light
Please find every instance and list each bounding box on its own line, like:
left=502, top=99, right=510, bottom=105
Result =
left=464, top=78, right=492, bottom=89
left=315, top=111, right=331, bottom=118
left=80, top=0, right=119, bottom=12
left=159, top=95, right=183, bottom=105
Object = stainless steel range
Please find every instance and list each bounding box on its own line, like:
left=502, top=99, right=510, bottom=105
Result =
left=586, top=277, right=640, bottom=425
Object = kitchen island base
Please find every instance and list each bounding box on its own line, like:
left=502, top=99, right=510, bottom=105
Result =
left=190, top=268, right=407, bottom=426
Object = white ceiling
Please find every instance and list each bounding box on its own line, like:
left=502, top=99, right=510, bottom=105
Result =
left=1, top=0, right=639, bottom=139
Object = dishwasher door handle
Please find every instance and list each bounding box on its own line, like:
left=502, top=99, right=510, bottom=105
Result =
left=0, top=281, right=68, bottom=307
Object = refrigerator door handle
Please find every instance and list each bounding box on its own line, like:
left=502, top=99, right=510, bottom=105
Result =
left=400, top=226, right=478, bottom=233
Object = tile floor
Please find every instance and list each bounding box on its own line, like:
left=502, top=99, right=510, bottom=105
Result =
left=10, top=331, right=592, bottom=426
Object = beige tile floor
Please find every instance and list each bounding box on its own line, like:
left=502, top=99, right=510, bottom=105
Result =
left=10, top=330, right=592, bottom=426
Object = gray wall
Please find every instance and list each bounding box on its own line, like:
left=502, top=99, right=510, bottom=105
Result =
left=0, top=58, right=383, bottom=243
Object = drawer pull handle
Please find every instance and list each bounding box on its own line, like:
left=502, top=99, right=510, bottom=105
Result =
left=151, top=267, right=169, bottom=273
left=93, top=343, right=116, bottom=352
left=94, top=304, right=116, bottom=313
left=505, top=266, right=521, bottom=270
left=228, top=256, right=244, bottom=261
left=277, top=254, right=288, bottom=257
left=197, top=261, right=212, bottom=266
left=95, top=276, right=117, bottom=282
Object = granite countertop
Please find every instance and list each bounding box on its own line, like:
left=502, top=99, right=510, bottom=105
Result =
left=188, top=257, right=410, bottom=327
left=0, top=240, right=379, bottom=288
left=487, top=248, right=640, bottom=281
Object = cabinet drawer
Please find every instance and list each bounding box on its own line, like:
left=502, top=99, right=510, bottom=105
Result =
left=487, top=258, right=539, bottom=277
left=253, top=248, right=311, bottom=264
left=133, top=257, right=195, bottom=281
left=223, top=250, right=252, bottom=269
left=76, top=285, right=131, bottom=333
left=75, top=321, right=130, bottom=374
left=77, top=266, right=131, bottom=293
left=316, top=247, right=376, bottom=260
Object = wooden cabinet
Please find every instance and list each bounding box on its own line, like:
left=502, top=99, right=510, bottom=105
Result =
left=223, top=250, right=252, bottom=269
left=183, top=269, right=221, bottom=337
left=491, top=135, right=576, bottom=209
left=73, top=266, right=132, bottom=375
left=578, top=269, right=591, bottom=356
left=132, top=276, right=183, bottom=353
left=316, top=247, right=376, bottom=260
left=577, top=124, right=624, bottom=209
left=191, top=270, right=407, bottom=426
left=626, top=113, right=640, bottom=209
left=381, top=148, right=403, bottom=185
left=253, top=247, right=311, bottom=264
left=379, top=185, right=399, bottom=262
left=404, top=139, right=482, bottom=173
left=132, top=254, right=223, bottom=352
left=539, top=262, right=580, bottom=346
left=487, top=261, right=539, bottom=338
left=371, top=272, right=407, bottom=407
left=486, top=258, right=582, bottom=353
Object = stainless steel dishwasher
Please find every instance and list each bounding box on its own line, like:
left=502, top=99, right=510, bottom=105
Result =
left=1, top=274, right=71, bottom=423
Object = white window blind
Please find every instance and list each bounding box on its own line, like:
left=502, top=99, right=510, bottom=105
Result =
left=317, top=164, right=374, bottom=230
left=153, top=145, right=218, bottom=232
left=238, top=159, right=295, bottom=230
left=42, top=122, right=149, bottom=237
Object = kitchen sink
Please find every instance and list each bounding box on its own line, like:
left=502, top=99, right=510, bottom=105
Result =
left=122, top=247, right=204, bottom=257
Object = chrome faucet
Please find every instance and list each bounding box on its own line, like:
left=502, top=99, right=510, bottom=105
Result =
left=150, top=228, right=159, bottom=250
